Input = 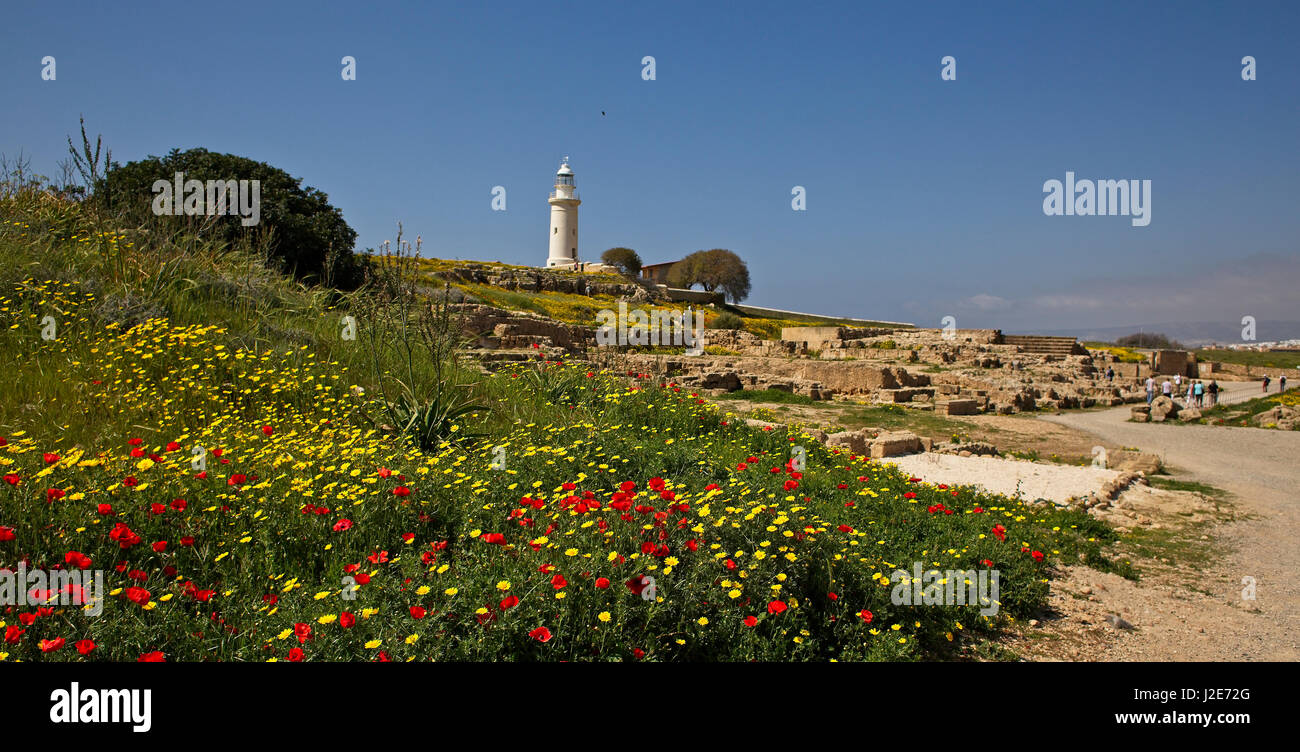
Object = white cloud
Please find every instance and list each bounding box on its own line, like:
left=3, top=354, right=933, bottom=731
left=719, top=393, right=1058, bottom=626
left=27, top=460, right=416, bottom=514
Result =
left=965, top=293, right=1011, bottom=311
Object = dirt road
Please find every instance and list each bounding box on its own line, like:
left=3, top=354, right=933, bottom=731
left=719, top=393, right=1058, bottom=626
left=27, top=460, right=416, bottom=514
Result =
left=1041, top=382, right=1300, bottom=660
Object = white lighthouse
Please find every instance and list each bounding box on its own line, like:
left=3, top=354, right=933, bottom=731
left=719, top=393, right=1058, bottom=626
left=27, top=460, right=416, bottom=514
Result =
left=546, top=157, right=581, bottom=268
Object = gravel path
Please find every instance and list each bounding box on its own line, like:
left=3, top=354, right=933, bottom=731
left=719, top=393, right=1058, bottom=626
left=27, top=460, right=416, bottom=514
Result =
left=1042, top=381, right=1300, bottom=660
left=885, top=453, right=1122, bottom=506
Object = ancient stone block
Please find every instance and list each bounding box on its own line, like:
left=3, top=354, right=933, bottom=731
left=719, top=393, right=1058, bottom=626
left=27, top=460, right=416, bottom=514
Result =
left=870, top=431, right=923, bottom=458
left=940, top=399, right=979, bottom=416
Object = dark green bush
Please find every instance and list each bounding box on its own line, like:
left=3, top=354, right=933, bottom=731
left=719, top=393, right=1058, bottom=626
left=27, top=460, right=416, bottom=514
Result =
left=97, top=148, right=364, bottom=287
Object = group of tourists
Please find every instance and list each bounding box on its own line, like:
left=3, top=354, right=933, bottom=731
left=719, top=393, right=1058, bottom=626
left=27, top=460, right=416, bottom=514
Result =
left=1144, top=372, right=1219, bottom=408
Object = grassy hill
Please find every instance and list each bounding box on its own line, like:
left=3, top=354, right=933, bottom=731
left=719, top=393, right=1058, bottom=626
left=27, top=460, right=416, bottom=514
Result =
left=410, top=256, right=909, bottom=340
left=1192, top=349, right=1300, bottom=370
left=0, top=184, right=1128, bottom=662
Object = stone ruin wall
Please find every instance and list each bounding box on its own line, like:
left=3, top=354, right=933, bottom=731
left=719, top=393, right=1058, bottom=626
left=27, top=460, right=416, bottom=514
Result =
left=453, top=302, right=1264, bottom=415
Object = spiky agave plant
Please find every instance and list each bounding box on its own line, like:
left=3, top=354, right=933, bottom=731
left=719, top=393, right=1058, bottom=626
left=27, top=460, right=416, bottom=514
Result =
left=353, top=223, right=489, bottom=451
left=381, top=379, right=487, bottom=451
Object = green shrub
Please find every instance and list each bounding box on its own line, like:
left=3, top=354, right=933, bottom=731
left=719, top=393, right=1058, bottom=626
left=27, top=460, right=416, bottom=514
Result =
left=707, top=311, right=745, bottom=330
left=98, top=148, right=364, bottom=287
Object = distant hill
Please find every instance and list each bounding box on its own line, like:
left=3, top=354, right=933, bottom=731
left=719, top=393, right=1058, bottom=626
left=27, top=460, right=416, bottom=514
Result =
left=1032, top=321, right=1300, bottom=348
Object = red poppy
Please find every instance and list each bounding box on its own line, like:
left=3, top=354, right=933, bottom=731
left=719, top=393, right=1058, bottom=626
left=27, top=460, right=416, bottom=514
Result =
left=40, top=637, right=67, bottom=652
left=43, top=453, right=60, bottom=464
left=410, top=606, right=427, bottom=619
left=500, top=595, right=519, bottom=609
left=287, top=647, right=304, bottom=661
left=991, top=524, right=1007, bottom=542
left=293, top=623, right=312, bottom=643
left=393, top=486, right=411, bottom=497
left=858, top=609, right=874, bottom=623
left=64, top=551, right=92, bottom=569
left=743, top=615, right=758, bottom=627
left=75, top=639, right=96, bottom=655
left=528, top=627, right=553, bottom=643
left=261, top=425, right=274, bottom=436
left=137, top=651, right=166, bottom=662
left=551, top=574, right=568, bottom=589
left=0, top=526, right=14, bottom=541
left=3, top=474, right=19, bottom=486
left=332, top=518, right=353, bottom=532
left=339, top=612, right=356, bottom=628
left=377, top=467, right=393, bottom=478
left=767, top=600, right=788, bottom=615
left=594, top=577, right=610, bottom=589
left=108, top=522, right=141, bottom=549
left=124, top=587, right=151, bottom=605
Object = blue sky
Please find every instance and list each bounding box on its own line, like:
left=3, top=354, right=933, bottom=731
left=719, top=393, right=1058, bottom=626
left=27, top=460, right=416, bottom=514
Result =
left=4, top=0, right=1298, bottom=333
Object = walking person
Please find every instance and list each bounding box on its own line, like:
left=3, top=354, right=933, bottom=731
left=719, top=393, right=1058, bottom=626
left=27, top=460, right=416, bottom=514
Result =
left=1194, top=379, right=1204, bottom=407
left=1145, top=375, right=1156, bottom=404
left=1186, top=381, right=1194, bottom=406
left=1281, top=374, right=1288, bottom=393
left=1106, top=366, right=1114, bottom=383
left=1162, top=378, right=1173, bottom=400
left=1263, top=375, right=1271, bottom=393
left=1208, top=380, right=1219, bottom=406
